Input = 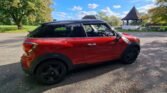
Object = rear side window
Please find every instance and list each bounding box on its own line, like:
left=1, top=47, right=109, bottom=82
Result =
left=28, top=24, right=86, bottom=38
left=55, top=27, right=67, bottom=31
left=27, top=26, right=43, bottom=37
left=48, top=25, right=71, bottom=37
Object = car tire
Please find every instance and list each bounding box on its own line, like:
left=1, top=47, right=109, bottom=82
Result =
left=35, top=60, right=67, bottom=85
left=121, top=46, right=140, bottom=64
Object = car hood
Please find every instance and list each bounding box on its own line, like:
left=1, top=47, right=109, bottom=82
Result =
left=118, top=32, right=140, bottom=44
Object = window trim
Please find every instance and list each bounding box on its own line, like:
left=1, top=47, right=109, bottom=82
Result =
left=81, top=23, right=88, bottom=37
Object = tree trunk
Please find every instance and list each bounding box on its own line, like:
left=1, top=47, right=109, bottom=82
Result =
left=17, top=22, right=23, bottom=29
left=10, top=13, right=23, bottom=29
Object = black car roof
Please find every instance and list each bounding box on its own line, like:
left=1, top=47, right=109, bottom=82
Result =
left=43, top=19, right=106, bottom=26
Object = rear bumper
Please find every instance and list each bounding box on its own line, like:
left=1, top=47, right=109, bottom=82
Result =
left=21, top=61, right=31, bottom=74
left=21, top=54, right=34, bottom=75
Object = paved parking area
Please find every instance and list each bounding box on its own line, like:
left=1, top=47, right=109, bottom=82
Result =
left=0, top=32, right=167, bottom=93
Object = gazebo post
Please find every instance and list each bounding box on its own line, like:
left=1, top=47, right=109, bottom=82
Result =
left=127, top=20, right=129, bottom=25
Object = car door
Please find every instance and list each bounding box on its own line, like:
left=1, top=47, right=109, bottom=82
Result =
left=65, top=24, right=93, bottom=64
left=82, top=23, right=120, bottom=64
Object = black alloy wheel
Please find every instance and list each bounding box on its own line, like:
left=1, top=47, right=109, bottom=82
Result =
left=35, top=61, right=67, bottom=85
left=121, top=47, right=140, bottom=64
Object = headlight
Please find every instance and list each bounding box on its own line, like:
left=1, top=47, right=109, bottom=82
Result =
left=136, top=38, right=140, bottom=44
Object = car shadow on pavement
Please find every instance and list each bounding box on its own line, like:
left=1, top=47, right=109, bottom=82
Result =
left=0, top=60, right=124, bottom=93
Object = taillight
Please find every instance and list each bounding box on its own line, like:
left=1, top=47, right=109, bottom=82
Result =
left=23, top=42, right=38, bottom=56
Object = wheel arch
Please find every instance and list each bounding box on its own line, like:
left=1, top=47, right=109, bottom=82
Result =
left=30, top=53, right=74, bottom=74
left=130, top=42, right=140, bottom=50
left=120, top=42, right=140, bottom=64
left=121, top=42, right=140, bottom=58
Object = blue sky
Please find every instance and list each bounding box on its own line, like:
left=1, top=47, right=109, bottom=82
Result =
left=51, top=0, right=156, bottom=20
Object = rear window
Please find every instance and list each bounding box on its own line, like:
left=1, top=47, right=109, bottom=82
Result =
left=28, top=24, right=86, bottom=38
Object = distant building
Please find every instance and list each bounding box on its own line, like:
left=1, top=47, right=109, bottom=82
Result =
left=122, top=6, right=142, bottom=30
left=53, top=19, right=57, bottom=22
left=82, top=15, right=98, bottom=19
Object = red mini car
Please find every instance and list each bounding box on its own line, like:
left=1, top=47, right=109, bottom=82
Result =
left=21, top=19, right=140, bottom=84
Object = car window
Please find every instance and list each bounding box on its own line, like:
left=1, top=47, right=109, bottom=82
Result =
left=50, top=25, right=71, bottom=37
left=28, top=24, right=86, bottom=38
left=83, top=24, right=115, bottom=37
left=94, top=25, right=108, bottom=32
left=84, top=25, right=93, bottom=32
left=27, top=25, right=45, bottom=37
left=54, top=27, right=67, bottom=31
left=28, top=25, right=71, bottom=38
left=68, top=24, right=86, bottom=37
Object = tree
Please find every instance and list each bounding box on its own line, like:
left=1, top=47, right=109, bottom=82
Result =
left=140, top=13, right=151, bottom=25
left=149, top=0, right=167, bottom=24
left=0, top=13, right=13, bottom=25
left=97, top=12, right=122, bottom=26
left=0, top=0, right=52, bottom=29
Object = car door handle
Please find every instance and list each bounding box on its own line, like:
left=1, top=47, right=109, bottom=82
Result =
left=109, top=42, right=116, bottom=45
left=87, top=43, right=96, bottom=46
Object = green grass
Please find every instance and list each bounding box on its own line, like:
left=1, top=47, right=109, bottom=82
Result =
left=116, top=28, right=166, bottom=32
left=0, top=25, right=37, bottom=33
left=116, top=29, right=139, bottom=32
left=115, top=29, right=149, bottom=32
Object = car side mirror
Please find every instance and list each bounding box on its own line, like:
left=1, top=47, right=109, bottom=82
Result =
left=115, top=33, right=121, bottom=42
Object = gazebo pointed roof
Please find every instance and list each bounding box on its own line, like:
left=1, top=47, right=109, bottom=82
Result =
left=122, top=6, right=140, bottom=20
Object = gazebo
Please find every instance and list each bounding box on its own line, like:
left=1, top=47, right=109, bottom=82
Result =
left=122, top=6, right=142, bottom=30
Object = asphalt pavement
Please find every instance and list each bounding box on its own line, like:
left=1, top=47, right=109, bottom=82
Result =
left=0, top=32, right=167, bottom=93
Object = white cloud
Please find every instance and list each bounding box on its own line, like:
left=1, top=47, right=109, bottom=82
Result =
left=113, top=5, right=121, bottom=9
left=72, top=6, right=83, bottom=11
left=53, top=12, right=74, bottom=20
left=101, top=7, right=120, bottom=16
left=120, top=11, right=129, bottom=18
left=123, top=11, right=128, bottom=15
left=54, top=10, right=98, bottom=20
left=55, top=12, right=67, bottom=18
left=129, top=0, right=155, bottom=3
left=138, top=3, right=156, bottom=13
left=88, top=3, right=99, bottom=9
left=146, top=0, right=156, bottom=3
